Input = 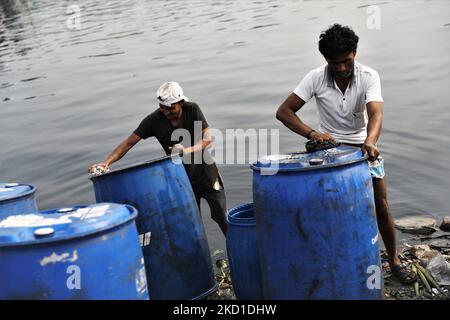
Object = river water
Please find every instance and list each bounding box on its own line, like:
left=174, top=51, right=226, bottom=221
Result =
left=1, top=0, right=449, bottom=252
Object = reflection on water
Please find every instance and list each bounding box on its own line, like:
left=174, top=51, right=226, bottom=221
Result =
left=1, top=0, right=449, bottom=251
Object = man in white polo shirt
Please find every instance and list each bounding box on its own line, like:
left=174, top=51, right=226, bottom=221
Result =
left=276, top=24, right=416, bottom=284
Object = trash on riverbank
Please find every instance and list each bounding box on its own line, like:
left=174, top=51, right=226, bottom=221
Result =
left=427, top=254, right=450, bottom=286
left=207, top=250, right=236, bottom=300
left=206, top=243, right=450, bottom=300
left=206, top=216, right=450, bottom=300
left=382, top=242, right=450, bottom=300
left=440, top=216, right=450, bottom=232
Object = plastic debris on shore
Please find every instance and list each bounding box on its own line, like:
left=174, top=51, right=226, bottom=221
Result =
left=207, top=250, right=235, bottom=300
left=204, top=214, right=450, bottom=300
left=383, top=240, right=450, bottom=300
left=440, top=216, right=450, bottom=232
left=427, top=254, right=450, bottom=286
left=386, top=213, right=450, bottom=300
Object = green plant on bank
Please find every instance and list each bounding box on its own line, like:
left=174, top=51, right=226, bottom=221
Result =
left=212, top=250, right=229, bottom=285
left=382, top=247, right=449, bottom=300
left=411, top=264, right=420, bottom=297
left=414, top=263, right=445, bottom=296
left=215, top=259, right=228, bottom=285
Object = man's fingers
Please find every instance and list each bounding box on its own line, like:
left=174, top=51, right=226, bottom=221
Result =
left=370, top=150, right=379, bottom=162
left=363, top=144, right=379, bottom=161
left=88, top=164, right=108, bottom=174
left=322, top=133, right=335, bottom=142
left=367, top=149, right=377, bottom=161
left=361, top=146, right=369, bottom=158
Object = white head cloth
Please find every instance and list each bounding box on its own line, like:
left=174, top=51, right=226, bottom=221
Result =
left=156, top=81, right=189, bottom=107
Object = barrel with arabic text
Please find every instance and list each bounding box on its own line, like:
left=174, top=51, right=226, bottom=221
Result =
left=0, top=203, right=148, bottom=299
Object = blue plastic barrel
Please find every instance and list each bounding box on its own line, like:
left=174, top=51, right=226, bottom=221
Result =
left=0, top=182, right=38, bottom=219
left=0, top=203, right=148, bottom=300
left=251, top=146, right=383, bottom=300
left=226, top=203, right=263, bottom=300
left=90, top=155, right=217, bottom=300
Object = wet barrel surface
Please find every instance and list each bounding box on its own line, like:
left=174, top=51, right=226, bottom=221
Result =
left=0, top=203, right=148, bottom=300
left=226, top=203, right=263, bottom=300
left=252, top=146, right=383, bottom=300
left=0, top=182, right=38, bottom=219
left=90, top=155, right=217, bottom=300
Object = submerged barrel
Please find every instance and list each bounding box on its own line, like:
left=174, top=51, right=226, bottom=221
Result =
left=0, top=203, right=148, bottom=300
left=90, top=155, right=216, bottom=300
left=0, top=182, right=38, bottom=219
left=226, top=203, right=263, bottom=300
left=251, top=146, right=382, bottom=300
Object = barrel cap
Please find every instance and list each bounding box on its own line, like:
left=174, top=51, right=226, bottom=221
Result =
left=251, top=146, right=366, bottom=173
left=0, top=203, right=137, bottom=247
left=0, top=183, right=36, bottom=202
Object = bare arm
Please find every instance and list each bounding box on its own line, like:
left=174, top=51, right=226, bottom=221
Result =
left=183, top=127, right=212, bottom=154
left=362, top=101, right=383, bottom=161
left=276, top=93, right=335, bottom=142
left=170, top=128, right=212, bottom=155
left=88, top=133, right=141, bottom=173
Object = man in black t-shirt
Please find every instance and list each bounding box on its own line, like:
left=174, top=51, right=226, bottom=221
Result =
left=89, top=82, right=227, bottom=235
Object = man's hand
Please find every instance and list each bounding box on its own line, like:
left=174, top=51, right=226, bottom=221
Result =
left=309, top=131, right=336, bottom=144
left=169, top=144, right=185, bottom=156
left=88, top=163, right=110, bottom=175
left=362, top=143, right=379, bottom=161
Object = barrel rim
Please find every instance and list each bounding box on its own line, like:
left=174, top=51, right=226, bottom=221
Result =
left=227, top=203, right=255, bottom=226
left=250, top=154, right=368, bottom=173
left=89, top=154, right=181, bottom=181
left=0, top=204, right=138, bottom=247
left=191, top=282, right=219, bottom=300
left=0, top=183, right=36, bottom=203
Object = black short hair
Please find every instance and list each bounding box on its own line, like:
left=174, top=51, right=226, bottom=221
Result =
left=318, top=24, right=359, bottom=60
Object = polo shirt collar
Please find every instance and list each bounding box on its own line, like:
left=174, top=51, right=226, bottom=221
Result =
left=325, top=62, right=359, bottom=88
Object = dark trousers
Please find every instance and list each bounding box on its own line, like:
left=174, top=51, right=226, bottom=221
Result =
left=193, top=186, right=228, bottom=236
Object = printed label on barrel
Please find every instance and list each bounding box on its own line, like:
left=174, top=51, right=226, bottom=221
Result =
left=371, top=233, right=379, bottom=245
left=139, top=232, right=151, bottom=247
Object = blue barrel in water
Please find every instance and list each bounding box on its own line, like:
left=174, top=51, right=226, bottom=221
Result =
left=90, top=155, right=217, bottom=300
left=226, top=203, right=263, bottom=300
left=0, top=183, right=38, bottom=219
left=251, top=146, right=382, bottom=300
left=0, top=203, right=148, bottom=299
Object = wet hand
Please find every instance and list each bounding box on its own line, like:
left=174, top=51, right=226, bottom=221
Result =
left=169, top=144, right=185, bottom=156
left=310, top=131, right=336, bottom=144
left=362, top=143, right=379, bottom=162
left=88, top=163, right=109, bottom=174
